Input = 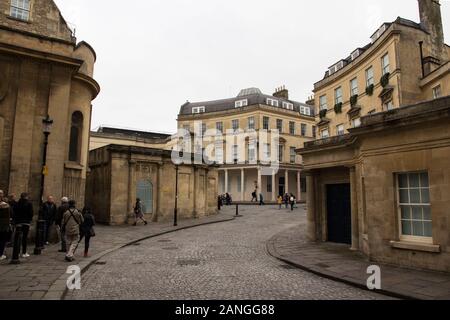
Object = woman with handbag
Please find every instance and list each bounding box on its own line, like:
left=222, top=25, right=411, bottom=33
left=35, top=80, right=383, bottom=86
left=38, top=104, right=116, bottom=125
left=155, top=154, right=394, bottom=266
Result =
left=0, top=200, right=11, bottom=261
left=80, top=207, right=95, bottom=258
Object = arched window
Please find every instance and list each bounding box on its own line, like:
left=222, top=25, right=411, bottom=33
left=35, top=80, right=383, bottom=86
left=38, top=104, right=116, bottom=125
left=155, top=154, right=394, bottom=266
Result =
left=69, top=111, right=83, bottom=162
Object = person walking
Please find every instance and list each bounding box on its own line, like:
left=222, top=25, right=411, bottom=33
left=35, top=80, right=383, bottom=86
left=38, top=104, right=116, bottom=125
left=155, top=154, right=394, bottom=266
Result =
left=225, top=193, right=232, bottom=206
left=0, top=200, right=11, bottom=261
left=277, top=195, right=283, bottom=210
left=42, top=196, right=57, bottom=245
left=62, top=200, right=83, bottom=262
left=251, top=190, right=258, bottom=202
left=13, top=193, right=33, bottom=258
left=259, top=193, right=265, bottom=206
left=290, top=193, right=296, bottom=211
left=284, top=193, right=289, bottom=209
left=79, top=207, right=95, bottom=258
left=133, top=198, right=148, bottom=226
left=55, top=197, right=69, bottom=253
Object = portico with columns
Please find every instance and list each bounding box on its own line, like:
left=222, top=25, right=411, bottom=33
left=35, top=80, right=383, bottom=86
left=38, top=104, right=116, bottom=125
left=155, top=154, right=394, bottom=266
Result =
left=218, top=165, right=306, bottom=202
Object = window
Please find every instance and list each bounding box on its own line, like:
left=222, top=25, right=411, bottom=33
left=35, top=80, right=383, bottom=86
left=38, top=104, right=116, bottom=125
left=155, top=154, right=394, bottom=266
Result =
left=290, top=147, right=296, bottom=164
left=336, top=124, right=344, bottom=136
left=235, top=99, right=248, bottom=108
left=312, top=126, right=317, bottom=138
left=278, top=145, right=284, bottom=162
left=382, top=53, right=390, bottom=75
left=301, top=124, right=307, bottom=137
left=289, top=122, right=295, bottom=135
left=192, top=106, right=205, bottom=114
left=232, top=145, right=239, bottom=162
left=276, top=119, right=283, bottom=133
left=201, top=123, right=207, bottom=136
left=283, top=102, right=294, bottom=110
left=248, top=143, right=256, bottom=163
left=432, top=85, right=442, bottom=99
left=216, top=122, right=223, bottom=134
left=398, top=172, right=432, bottom=239
left=366, top=67, right=374, bottom=87
left=350, top=78, right=358, bottom=96
left=10, top=0, right=30, bottom=21
left=368, top=109, right=376, bottom=115
left=262, top=143, right=271, bottom=160
left=232, top=119, right=239, bottom=132
left=248, top=117, right=255, bottom=130
left=352, top=117, right=361, bottom=128
left=267, top=178, right=272, bottom=193
left=69, top=111, right=83, bottom=162
left=335, top=87, right=343, bottom=105
left=321, top=129, right=329, bottom=139
left=267, top=98, right=279, bottom=107
left=263, top=116, right=270, bottom=130
left=384, top=100, right=394, bottom=111
left=215, top=141, right=224, bottom=164
left=319, top=95, right=328, bottom=111
left=300, top=106, right=311, bottom=116
left=237, top=176, right=241, bottom=193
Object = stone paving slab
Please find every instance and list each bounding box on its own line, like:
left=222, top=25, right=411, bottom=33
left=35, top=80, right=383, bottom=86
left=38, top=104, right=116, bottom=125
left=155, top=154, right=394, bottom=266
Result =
left=0, top=210, right=235, bottom=300
left=266, top=225, right=450, bottom=300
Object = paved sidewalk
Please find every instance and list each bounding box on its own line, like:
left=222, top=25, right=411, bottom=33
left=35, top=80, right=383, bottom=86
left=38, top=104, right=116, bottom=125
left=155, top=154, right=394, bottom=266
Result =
left=0, top=210, right=235, bottom=300
left=267, top=224, right=450, bottom=300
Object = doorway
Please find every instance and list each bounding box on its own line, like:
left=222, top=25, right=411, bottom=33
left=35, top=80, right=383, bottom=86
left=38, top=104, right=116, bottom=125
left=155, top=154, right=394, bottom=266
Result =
left=326, top=183, right=351, bottom=245
left=136, top=180, right=153, bottom=214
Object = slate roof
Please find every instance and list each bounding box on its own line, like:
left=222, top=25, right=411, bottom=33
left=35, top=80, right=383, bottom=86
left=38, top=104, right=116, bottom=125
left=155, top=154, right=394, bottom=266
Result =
left=95, top=126, right=171, bottom=140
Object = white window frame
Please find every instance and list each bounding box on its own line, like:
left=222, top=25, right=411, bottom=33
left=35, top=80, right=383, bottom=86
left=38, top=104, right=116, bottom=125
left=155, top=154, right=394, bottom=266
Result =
left=336, top=124, right=344, bottom=136
left=382, top=53, right=390, bottom=75
left=263, top=143, right=271, bottom=160
left=350, top=78, right=358, bottom=96
left=283, top=102, right=294, bottom=110
left=232, top=119, right=239, bottom=133
left=235, top=99, right=248, bottom=108
left=192, top=106, right=205, bottom=114
left=248, top=116, right=255, bottom=130
left=289, top=121, right=296, bottom=135
left=276, top=119, right=283, bottom=133
left=335, top=87, right=343, bottom=105
left=384, top=100, right=394, bottom=111
left=396, top=172, right=432, bottom=243
left=319, top=95, right=328, bottom=111
left=300, top=106, right=311, bottom=116
left=432, top=85, right=442, bottom=99
left=289, top=147, right=296, bottom=164
left=301, top=123, right=307, bottom=136
left=10, top=0, right=31, bottom=21
left=366, top=66, right=374, bottom=87
left=262, top=116, right=270, bottom=130
left=352, top=117, right=361, bottom=128
left=321, top=129, right=329, bottom=139
left=248, top=142, right=256, bottom=163
left=216, top=122, right=223, bottom=134
left=215, top=141, right=224, bottom=164
left=266, top=98, right=279, bottom=107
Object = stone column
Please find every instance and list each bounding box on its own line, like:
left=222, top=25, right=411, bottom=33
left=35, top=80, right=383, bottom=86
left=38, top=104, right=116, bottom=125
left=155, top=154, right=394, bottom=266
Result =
left=305, top=171, right=316, bottom=241
left=240, top=168, right=245, bottom=201
left=127, top=159, right=136, bottom=217
left=257, top=167, right=262, bottom=196
left=224, top=169, right=229, bottom=194
left=349, top=166, right=360, bottom=251
left=285, top=170, right=289, bottom=194
left=271, top=171, right=276, bottom=202
left=297, top=170, right=302, bottom=201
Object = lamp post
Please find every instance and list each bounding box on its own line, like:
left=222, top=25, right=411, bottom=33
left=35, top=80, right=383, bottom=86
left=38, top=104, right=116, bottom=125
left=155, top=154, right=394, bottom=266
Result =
left=34, top=115, right=53, bottom=255
left=174, top=164, right=179, bottom=227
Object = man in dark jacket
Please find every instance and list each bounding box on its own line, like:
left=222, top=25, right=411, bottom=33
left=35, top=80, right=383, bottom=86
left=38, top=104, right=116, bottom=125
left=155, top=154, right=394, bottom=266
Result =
left=13, top=193, right=33, bottom=258
left=55, top=197, right=69, bottom=253
left=42, top=196, right=57, bottom=245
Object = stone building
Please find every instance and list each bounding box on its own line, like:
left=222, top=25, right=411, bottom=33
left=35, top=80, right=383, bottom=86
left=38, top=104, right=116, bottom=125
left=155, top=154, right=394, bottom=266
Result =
left=86, top=144, right=218, bottom=225
left=177, top=87, right=316, bottom=202
left=313, top=0, right=449, bottom=139
left=0, top=0, right=99, bottom=208
left=299, top=0, right=450, bottom=272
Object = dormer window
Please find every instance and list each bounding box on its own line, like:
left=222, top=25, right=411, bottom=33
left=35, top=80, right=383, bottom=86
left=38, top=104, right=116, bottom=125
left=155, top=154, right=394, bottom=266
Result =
left=300, top=106, right=311, bottom=116
left=266, top=98, right=279, bottom=107
left=371, top=24, right=388, bottom=43
left=10, top=0, right=30, bottom=21
left=192, top=106, right=205, bottom=114
left=282, top=102, right=294, bottom=110
left=235, top=99, right=248, bottom=108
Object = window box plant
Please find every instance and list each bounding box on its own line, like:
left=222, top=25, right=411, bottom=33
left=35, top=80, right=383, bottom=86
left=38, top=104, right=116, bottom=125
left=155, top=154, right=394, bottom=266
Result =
left=365, top=84, right=374, bottom=96
left=350, top=95, right=358, bottom=107
left=380, top=72, right=390, bottom=88
left=319, top=109, right=328, bottom=119
left=334, top=102, right=343, bottom=114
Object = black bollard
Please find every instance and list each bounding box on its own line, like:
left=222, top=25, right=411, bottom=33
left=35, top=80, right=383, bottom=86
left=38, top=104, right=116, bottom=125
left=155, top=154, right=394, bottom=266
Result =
left=235, top=204, right=239, bottom=216
left=33, top=220, right=46, bottom=255
left=10, top=224, right=23, bottom=265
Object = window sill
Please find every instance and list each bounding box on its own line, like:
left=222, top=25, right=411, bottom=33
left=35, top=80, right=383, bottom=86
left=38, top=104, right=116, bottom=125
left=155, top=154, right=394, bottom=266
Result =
left=6, top=15, right=31, bottom=24
left=64, top=162, right=84, bottom=170
left=390, top=241, right=441, bottom=253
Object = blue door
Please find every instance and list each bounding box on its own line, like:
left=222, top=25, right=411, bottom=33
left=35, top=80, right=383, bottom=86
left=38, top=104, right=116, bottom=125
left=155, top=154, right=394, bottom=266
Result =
left=137, top=180, right=153, bottom=214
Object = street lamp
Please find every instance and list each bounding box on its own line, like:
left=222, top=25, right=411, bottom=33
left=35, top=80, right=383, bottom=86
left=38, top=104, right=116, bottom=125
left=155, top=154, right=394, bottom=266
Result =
left=34, top=115, right=53, bottom=255
left=174, top=164, right=179, bottom=227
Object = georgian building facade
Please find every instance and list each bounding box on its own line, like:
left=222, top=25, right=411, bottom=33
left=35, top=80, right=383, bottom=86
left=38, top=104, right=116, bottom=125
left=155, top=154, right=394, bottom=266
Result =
left=0, top=0, right=99, bottom=208
left=177, top=87, right=316, bottom=202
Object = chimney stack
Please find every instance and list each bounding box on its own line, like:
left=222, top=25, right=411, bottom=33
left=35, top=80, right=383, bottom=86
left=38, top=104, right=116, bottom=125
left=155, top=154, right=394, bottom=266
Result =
left=418, top=0, right=447, bottom=62
left=273, top=86, right=289, bottom=100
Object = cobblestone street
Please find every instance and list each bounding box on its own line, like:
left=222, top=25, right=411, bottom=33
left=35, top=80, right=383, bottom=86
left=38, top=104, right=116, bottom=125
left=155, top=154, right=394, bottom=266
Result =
left=67, top=206, right=389, bottom=300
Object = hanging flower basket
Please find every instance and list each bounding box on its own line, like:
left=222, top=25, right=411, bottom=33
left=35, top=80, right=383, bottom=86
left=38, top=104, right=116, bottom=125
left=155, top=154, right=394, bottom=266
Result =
left=380, top=73, right=390, bottom=88
left=350, top=95, right=358, bottom=107
left=319, top=109, right=328, bottom=119
left=334, top=102, right=343, bottom=114
left=365, top=84, right=374, bottom=96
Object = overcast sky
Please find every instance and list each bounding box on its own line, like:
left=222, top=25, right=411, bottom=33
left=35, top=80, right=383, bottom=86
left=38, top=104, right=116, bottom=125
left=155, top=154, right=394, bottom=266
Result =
left=54, top=0, right=450, bottom=134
